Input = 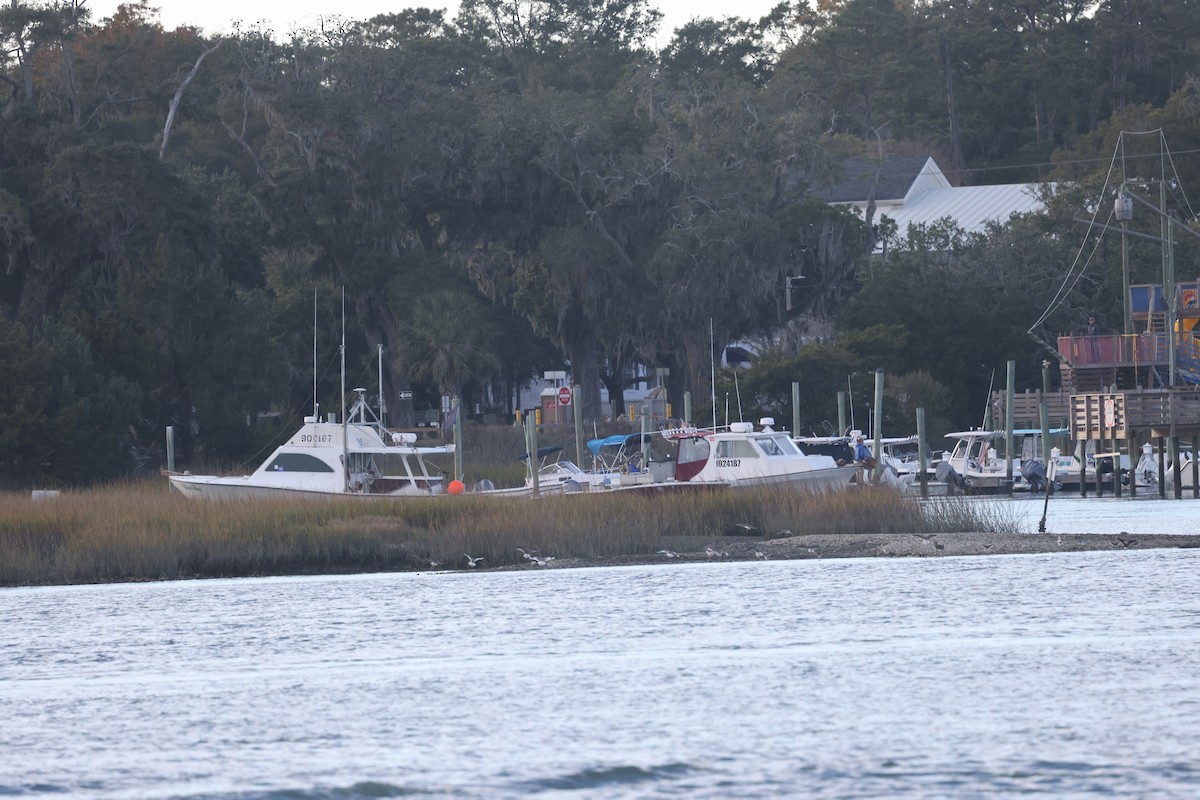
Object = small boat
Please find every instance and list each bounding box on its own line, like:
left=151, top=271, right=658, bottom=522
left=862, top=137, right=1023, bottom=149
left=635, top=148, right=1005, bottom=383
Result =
left=476, top=446, right=625, bottom=497
left=874, top=435, right=950, bottom=496
left=663, top=418, right=857, bottom=491
left=169, top=389, right=455, bottom=500
left=941, top=429, right=1029, bottom=493
left=1135, top=441, right=1196, bottom=490
left=483, top=418, right=856, bottom=496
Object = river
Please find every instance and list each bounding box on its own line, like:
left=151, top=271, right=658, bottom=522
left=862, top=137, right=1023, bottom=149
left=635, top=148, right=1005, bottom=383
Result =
left=3, top=500, right=1200, bottom=798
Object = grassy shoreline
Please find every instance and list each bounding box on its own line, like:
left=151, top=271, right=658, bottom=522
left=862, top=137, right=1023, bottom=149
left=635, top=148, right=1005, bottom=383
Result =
left=0, top=482, right=1023, bottom=586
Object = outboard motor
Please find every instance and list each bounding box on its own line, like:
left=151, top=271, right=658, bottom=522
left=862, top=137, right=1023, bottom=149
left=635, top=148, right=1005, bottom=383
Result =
left=1137, top=443, right=1158, bottom=486
left=935, top=461, right=966, bottom=494
left=1020, top=460, right=1047, bottom=493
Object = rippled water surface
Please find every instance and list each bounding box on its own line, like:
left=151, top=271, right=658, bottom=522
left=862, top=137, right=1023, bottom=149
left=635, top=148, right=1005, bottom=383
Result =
left=4, top=536, right=1200, bottom=798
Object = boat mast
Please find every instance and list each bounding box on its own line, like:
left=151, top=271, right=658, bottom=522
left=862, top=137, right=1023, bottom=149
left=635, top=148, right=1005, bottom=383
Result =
left=341, top=288, right=349, bottom=492
left=378, top=343, right=385, bottom=428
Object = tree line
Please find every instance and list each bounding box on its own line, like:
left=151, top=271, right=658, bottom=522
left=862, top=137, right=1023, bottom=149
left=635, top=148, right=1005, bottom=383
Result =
left=2, top=0, right=1199, bottom=483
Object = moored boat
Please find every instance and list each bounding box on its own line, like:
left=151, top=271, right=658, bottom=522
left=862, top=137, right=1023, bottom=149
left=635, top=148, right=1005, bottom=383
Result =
left=482, top=418, right=856, bottom=496
left=663, top=418, right=858, bottom=491
left=169, top=389, right=454, bottom=500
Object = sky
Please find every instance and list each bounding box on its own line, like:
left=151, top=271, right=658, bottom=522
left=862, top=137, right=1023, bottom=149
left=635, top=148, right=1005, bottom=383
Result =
left=86, top=0, right=781, bottom=46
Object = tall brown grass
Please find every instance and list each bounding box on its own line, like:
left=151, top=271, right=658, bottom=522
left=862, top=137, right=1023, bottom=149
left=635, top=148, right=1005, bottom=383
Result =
left=0, top=480, right=1014, bottom=586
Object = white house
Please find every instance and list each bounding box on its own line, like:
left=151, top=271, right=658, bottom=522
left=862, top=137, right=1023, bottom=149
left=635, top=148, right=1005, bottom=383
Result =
left=818, top=156, right=1048, bottom=250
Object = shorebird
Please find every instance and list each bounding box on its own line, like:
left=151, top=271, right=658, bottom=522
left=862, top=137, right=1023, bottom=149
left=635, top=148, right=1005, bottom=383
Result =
left=705, top=546, right=721, bottom=558
left=465, top=554, right=484, bottom=567
left=427, top=559, right=441, bottom=567
left=657, top=549, right=678, bottom=558
left=753, top=551, right=767, bottom=560
left=531, top=555, right=556, bottom=566
left=517, top=547, right=538, bottom=561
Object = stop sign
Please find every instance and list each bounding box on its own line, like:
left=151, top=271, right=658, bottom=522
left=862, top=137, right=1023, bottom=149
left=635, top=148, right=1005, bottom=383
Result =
left=558, top=386, right=572, bottom=406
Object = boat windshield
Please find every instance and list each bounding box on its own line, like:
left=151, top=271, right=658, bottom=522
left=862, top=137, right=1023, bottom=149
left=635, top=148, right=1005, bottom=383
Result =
left=754, top=434, right=801, bottom=457
left=541, top=460, right=585, bottom=476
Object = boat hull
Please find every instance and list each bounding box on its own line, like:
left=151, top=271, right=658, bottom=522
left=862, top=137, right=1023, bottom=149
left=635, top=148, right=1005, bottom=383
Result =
left=169, top=475, right=436, bottom=500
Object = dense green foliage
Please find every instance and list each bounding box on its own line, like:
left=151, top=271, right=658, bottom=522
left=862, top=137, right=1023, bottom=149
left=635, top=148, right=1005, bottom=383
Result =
left=2, top=0, right=1199, bottom=483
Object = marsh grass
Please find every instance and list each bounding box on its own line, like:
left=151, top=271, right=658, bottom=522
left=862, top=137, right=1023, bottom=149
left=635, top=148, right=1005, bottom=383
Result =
left=0, top=480, right=1012, bottom=586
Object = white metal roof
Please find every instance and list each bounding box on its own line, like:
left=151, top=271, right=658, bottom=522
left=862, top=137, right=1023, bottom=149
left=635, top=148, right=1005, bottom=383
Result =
left=867, top=183, right=1048, bottom=248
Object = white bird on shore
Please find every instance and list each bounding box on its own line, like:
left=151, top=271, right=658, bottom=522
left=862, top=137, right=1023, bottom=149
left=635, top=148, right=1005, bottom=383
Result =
left=657, top=549, right=678, bottom=558
left=705, top=546, right=719, bottom=558
left=465, top=554, right=484, bottom=567
left=427, top=559, right=441, bottom=567
left=753, top=551, right=767, bottom=560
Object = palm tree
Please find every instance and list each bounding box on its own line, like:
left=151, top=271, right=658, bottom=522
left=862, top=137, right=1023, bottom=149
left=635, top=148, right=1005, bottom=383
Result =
left=397, top=289, right=502, bottom=401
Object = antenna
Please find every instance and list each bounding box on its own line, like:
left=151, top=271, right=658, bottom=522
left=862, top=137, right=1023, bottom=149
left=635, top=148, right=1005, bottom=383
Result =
left=312, top=289, right=318, bottom=418
left=733, top=369, right=743, bottom=422
left=847, top=375, right=855, bottom=431
left=710, top=318, right=717, bottom=431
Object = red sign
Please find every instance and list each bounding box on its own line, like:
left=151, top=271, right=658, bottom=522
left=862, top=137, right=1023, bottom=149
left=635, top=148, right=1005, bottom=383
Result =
left=558, top=386, right=572, bottom=406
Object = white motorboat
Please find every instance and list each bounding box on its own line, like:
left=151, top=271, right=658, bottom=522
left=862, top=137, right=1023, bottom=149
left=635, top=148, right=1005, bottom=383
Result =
left=169, top=389, right=455, bottom=500
left=474, top=445, right=627, bottom=497
left=1136, top=441, right=1195, bottom=490
left=483, top=419, right=856, bottom=496
left=664, top=418, right=858, bottom=491
left=941, top=429, right=1027, bottom=493
left=875, top=435, right=950, bottom=496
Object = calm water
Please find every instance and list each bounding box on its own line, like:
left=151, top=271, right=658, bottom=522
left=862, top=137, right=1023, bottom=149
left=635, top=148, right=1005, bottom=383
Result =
left=977, top=493, right=1200, bottom=535
left=4, top=503, right=1200, bottom=798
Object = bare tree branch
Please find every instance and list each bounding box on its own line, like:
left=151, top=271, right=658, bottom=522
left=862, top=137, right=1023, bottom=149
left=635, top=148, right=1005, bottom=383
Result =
left=159, top=41, right=223, bottom=160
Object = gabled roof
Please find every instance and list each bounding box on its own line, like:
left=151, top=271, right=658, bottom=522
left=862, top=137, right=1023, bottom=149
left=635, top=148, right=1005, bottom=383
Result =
left=818, top=155, right=949, bottom=203
left=878, top=183, right=1047, bottom=239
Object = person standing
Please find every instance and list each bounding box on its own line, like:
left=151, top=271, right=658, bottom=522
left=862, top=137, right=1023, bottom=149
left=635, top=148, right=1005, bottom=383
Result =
left=854, top=435, right=876, bottom=483
left=1087, top=314, right=1101, bottom=361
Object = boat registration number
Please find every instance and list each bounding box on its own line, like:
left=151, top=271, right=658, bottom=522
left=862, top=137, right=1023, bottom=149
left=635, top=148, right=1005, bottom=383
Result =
left=717, top=459, right=741, bottom=468
left=301, top=434, right=334, bottom=443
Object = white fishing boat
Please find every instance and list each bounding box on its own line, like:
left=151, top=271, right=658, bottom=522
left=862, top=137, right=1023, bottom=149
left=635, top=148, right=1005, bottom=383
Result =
left=664, top=418, right=858, bottom=491
left=941, top=429, right=1026, bottom=493
left=169, top=389, right=455, bottom=500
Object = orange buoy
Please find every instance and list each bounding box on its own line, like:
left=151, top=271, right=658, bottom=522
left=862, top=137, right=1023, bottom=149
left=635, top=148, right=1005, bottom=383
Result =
left=448, top=480, right=465, bottom=495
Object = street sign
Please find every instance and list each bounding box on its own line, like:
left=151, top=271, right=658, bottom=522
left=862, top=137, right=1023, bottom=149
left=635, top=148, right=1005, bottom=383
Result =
left=398, top=390, right=413, bottom=400
left=558, top=386, right=572, bottom=406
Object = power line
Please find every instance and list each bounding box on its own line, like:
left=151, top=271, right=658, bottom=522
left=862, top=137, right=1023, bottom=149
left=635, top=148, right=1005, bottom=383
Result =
left=937, top=148, right=1200, bottom=180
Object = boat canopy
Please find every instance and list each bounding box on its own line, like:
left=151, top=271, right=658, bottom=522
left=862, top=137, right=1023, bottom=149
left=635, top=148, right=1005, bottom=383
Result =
left=518, top=446, right=563, bottom=462
left=587, top=433, right=653, bottom=455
